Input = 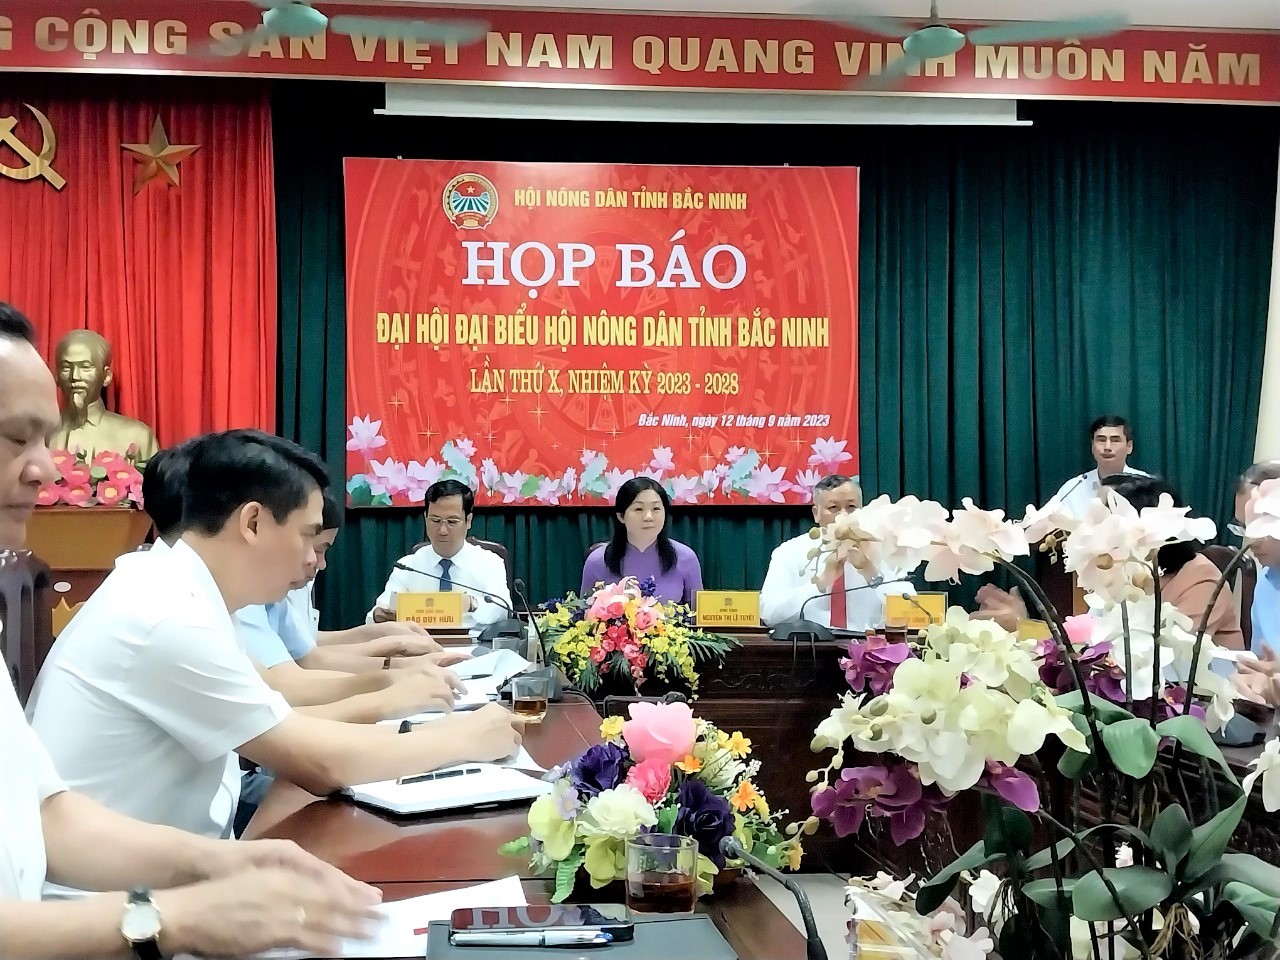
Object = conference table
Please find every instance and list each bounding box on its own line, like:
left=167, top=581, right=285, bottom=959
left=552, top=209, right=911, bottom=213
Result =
left=244, top=698, right=813, bottom=960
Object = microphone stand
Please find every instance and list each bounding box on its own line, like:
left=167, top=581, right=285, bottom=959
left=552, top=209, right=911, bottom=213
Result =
left=720, top=837, right=827, bottom=960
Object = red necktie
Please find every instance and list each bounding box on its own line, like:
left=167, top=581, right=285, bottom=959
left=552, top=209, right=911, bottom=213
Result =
left=830, top=569, right=847, bottom=629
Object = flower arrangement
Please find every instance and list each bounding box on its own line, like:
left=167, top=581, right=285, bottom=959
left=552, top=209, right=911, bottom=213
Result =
left=500, top=701, right=803, bottom=902
left=346, top=414, right=856, bottom=506
left=36, top=449, right=145, bottom=508
left=846, top=872, right=994, bottom=960
left=805, top=480, right=1280, bottom=960
left=538, top=577, right=737, bottom=696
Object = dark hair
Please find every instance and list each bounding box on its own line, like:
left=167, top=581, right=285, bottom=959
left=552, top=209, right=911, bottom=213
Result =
left=142, top=442, right=194, bottom=540
left=0, top=302, right=35, bottom=344
left=813, top=474, right=859, bottom=501
left=181, top=430, right=329, bottom=536
left=1099, top=474, right=1197, bottom=574
left=426, top=479, right=474, bottom=515
left=1089, top=415, right=1132, bottom=443
left=322, top=489, right=342, bottom=531
left=605, top=477, right=676, bottom=576
left=1238, top=461, right=1280, bottom=492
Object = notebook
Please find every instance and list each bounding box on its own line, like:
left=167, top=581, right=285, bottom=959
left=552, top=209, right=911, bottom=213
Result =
left=345, top=763, right=551, bottom=816
left=425, top=913, right=738, bottom=960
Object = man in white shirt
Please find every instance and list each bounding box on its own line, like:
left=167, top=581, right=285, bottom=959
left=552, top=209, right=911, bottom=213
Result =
left=760, top=475, right=915, bottom=631
left=1049, top=415, right=1150, bottom=519
left=369, top=478, right=513, bottom=628
left=0, top=302, right=380, bottom=958
left=29, top=429, right=524, bottom=842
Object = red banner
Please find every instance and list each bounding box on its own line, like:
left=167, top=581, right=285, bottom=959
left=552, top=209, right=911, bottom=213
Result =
left=344, top=159, right=859, bottom=507
left=0, top=2, right=1277, bottom=104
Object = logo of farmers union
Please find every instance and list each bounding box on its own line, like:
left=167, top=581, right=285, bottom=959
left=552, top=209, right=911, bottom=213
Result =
left=443, top=173, right=498, bottom=229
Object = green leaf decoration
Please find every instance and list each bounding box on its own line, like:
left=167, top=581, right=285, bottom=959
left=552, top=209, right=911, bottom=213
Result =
left=1149, top=805, right=1193, bottom=874
left=553, top=850, right=586, bottom=904
left=1215, top=854, right=1280, bottom=899
left=726, top=450, right=760, bottom=490
left=982, top=795, right=1033, bottom=859
left=1185, top=795, right=1247, bottom=882
left=498, top=836, right=531, bottom=858
left=1154, top=715, right=1239, bottom=783
left=1022, top=877, right=1077, bottom=909
left=917, top=841, right=992, bottom=915
left=370, top=492, right=393, bottom=506
left=346, top=479, right=373, bottom=506
left=1100, top=717, right=1160, bottom=779
left=580, top=455, right=607, bottom=492
left=1024, top=824, right=1151, bottom=872
left=657, top=805, right=679, bottom=834
left=1222, top=882, right=1280, bottom=940
left=1055, top=691, right=1135, bottom=725
left=1058, top=711, right=1095, bottom=778
left=1072, top=866, right=1173, bottom=922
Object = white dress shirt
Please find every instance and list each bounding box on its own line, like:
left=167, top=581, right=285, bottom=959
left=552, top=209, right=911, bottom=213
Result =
left=759, top=533, right=916, bottom=631
left=1050, top=465, right=1151, bottom=520
left=367, top=540, right=512, bottom=628
left=28, top=540, right=291, bottom=840
left=0, top=623, right=66, bottom=901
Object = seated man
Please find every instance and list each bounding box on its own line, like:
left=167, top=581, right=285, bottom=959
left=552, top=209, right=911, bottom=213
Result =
left=28, top=429, right=523, bottom=841
left=1048, top=414, right=1150, bottom=519
left=1230, top=462, right=1280, bottom=703
left=368, top=478, right=512, bottom=628
left=760, top=474, right=915, bottom=631
left=0, top=302, right=378, bottom=958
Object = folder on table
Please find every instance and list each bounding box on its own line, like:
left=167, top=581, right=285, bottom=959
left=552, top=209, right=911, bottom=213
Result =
left=425, top=914, right=738, bottom=959
left=345, top=763, right=551, bottom=816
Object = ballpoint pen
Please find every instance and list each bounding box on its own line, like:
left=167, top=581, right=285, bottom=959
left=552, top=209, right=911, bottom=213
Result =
left=451, top=929, right=614, bottom=948
left=397, top=766, right=485, bottom=785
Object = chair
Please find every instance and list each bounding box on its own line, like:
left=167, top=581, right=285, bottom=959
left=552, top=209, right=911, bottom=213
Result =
left=410, top=536, right=510, bottom=566
left=0, top=550, right=53, bottom=706
left=1203, top=545, right=1257, bottom=649
left=601, top=691, right=689, bottom=718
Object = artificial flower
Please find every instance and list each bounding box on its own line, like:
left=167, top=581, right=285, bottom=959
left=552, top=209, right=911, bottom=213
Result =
left=528, top=790, right=577, bottom=861
left=675, top=754, right=702, bottom=774
left=674, top=778, right=736, bottom=868
left=980, top=760, right=1040, bottom=813
left=840, top=634, right=913, bottom=696
left=578, top=785, right=658, bottom=839
left=1243, top=737, right=1280, bottom=812
left=571, top=743, right=627, bottom=799
left=729, top=780, right=762, bottom=813
left=624, top=758, right=673, bottom=805
left=599, top=715, right=624, bottom=743
left=583, top=836, right=627, bottom=887
left=624, top=701, right=697, bottom=765
left=1115, top=842, right=1134, bottom=868
left=1007, top=689, right=1088, bottom=755
left=718, top=731, right=752, bottom=758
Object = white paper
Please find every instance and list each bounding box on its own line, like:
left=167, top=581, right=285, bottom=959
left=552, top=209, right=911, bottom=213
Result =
left=346, top=764, right=551, bottom=815
left=453, top=648, right=531, bottom=684
left=228, top=876, right=529, bottom=960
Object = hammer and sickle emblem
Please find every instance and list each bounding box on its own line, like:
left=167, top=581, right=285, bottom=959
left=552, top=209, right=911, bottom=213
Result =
left=0, top=104, right=66, bottom=190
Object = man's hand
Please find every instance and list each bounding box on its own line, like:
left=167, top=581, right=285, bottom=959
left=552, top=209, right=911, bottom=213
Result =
left=426, top=649, right=472, bottom=668
left=154, top=866, right=381, bottom=958
left=972, top=585, right=1028, bottom=633
left=200, top=839, right=371, bottom=897
left=364, top=634, right=444, bottom=658
left=1238, top=646, right=1279, bottom=679
left=372, top=606, right=396, bottom=623
left=380, top=619, right=433, bottom=636
left=438, top=703, right=524, bottom=763
left=382, top=669, right=463, bottom=716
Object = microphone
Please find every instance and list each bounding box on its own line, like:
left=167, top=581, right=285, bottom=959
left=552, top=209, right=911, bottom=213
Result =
left=507, top=576, right=563, bottom=703
left=769, top=577, right=913, bottom=643
left=392, top=560, right=523, bottom=642
left=720, top=837, right=827, bottom=960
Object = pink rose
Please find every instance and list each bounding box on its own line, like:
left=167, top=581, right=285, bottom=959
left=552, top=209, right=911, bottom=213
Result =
left=634, top=607, right=657, bottom=632
left=36, top=485, right=61, bottom=506
left=62, top=483, right=93, bottom=506
left=625, top=758, right=673, bottom=804
left=622, top=701, right=697, bottom=766
left=1064, top=615, right=1098, bottom=648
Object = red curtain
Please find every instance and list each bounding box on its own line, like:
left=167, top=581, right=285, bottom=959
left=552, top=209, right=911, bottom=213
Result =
left=0, top=76, right=276, bottom=445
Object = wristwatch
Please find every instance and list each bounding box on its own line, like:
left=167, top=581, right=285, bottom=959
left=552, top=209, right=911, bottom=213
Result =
left=121, top=887, right=164, bottom=960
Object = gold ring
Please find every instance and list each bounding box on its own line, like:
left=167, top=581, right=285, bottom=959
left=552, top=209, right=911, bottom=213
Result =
left=297, top=906, right=307, bottom=926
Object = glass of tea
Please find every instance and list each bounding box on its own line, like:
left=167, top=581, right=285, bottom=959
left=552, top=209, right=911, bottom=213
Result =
left=625, top=833, right=697, bottom=915
left=883, top=612, right=909, bottom=645
left=509, top=674, right=550, bottom=723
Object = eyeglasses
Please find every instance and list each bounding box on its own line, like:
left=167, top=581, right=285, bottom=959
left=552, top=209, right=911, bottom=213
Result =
left=426, top=517, right=466, bottom=528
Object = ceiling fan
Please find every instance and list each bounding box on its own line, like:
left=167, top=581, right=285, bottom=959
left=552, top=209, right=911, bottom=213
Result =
left=247, top=0, right=489, bottom=44
left=826, top=1, right=1129, bottom=86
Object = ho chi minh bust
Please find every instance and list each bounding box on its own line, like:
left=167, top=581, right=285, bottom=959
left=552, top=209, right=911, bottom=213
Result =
left=50, top=330, right=158, bottom=463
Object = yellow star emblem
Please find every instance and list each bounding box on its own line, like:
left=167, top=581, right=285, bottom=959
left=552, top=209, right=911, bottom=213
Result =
left=121, top=116, right=199, bottom=193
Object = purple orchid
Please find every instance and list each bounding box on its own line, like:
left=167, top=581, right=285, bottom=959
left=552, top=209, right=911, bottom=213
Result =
left=980, top=761, right=1041, bottom=812
left=811, top=763, right=944, bottom=844
left=1037, top=638, right=1126, bottom=703
left=839, top=635, right=913, bottom=696
left=1159, top=685, right=1206, bottom=723
left=639, top=576, right=659, bottom=598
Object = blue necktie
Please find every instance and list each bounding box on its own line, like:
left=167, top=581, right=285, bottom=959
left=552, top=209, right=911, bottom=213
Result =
left=438, top=558, right=454, bottom=592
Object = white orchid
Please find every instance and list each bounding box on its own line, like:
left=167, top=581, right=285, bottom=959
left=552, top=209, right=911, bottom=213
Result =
left=1007, top=688, right=1089, bottom=755
left=1245, top=477, right=1280, bottom=541
left=1243, top=738, right=1280, bottom=812
left=966, top=870, right=1011, bottom=934
left=926, top=608, right=1041, bottom=700
left=1020, top=495, right=1078, bottom=542
left=924, top=500, right=1031, bottom=583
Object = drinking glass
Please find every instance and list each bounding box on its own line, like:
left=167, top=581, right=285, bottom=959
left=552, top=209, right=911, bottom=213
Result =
left=625, top=833, right=697, bottom=914
left=509, top=674, right=550, bottom=723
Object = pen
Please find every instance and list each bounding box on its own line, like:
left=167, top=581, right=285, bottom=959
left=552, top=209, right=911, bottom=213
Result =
left=397, top=766, right=485, bottom=785
left=451, top=930, right=614, bottom=948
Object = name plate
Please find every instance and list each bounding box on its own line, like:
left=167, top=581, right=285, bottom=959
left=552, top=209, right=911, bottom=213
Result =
left=1018, top=618, right=1053, bottom=642
left=883, top=592, right=947, bottom=631
left=695, top=590, right=761, bottom=628
left=396, top=591, right=464, bottom=627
